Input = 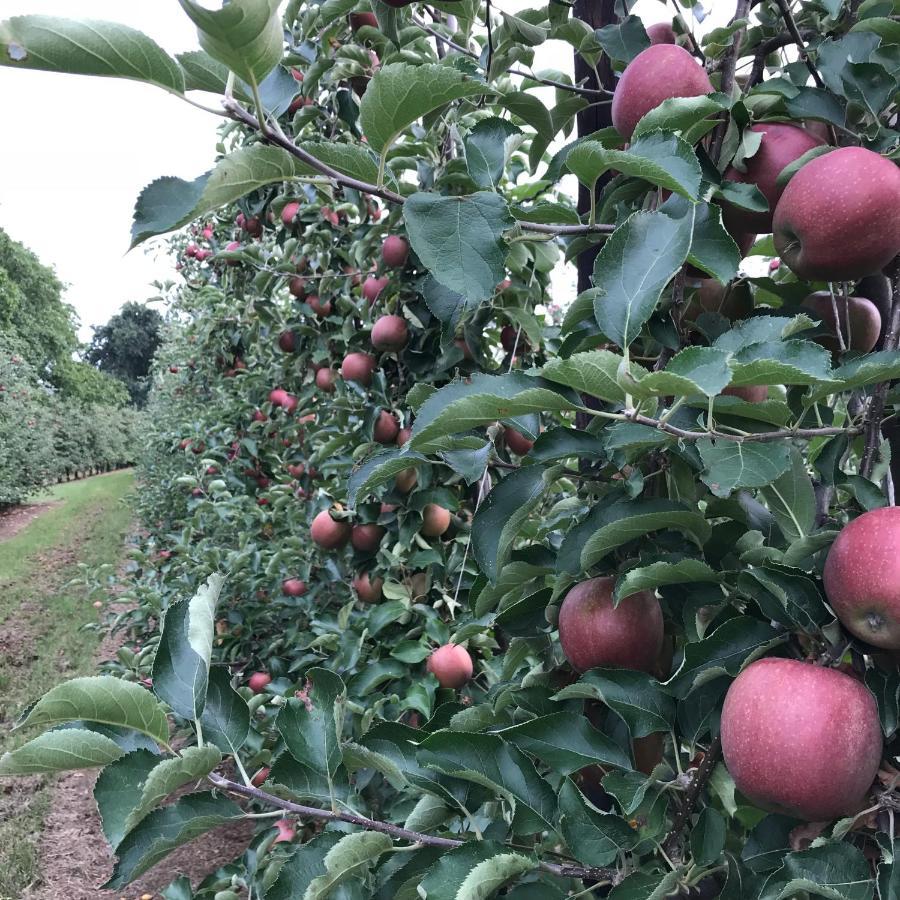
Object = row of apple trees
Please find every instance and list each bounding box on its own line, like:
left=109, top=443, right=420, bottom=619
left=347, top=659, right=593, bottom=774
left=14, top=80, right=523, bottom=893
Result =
left=2, top=0, right=900, bottom=898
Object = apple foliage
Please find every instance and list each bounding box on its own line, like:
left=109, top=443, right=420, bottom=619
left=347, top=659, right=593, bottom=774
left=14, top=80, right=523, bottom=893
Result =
left=3, top=0, right=900, bottom=897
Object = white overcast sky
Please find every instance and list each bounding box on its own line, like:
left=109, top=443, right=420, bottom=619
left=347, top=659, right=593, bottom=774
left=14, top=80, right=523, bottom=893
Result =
left=0, top=1, right=728, bottom=342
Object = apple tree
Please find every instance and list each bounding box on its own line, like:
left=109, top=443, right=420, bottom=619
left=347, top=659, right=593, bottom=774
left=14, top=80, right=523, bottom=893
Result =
left=3, top=1, right=900, bottom=898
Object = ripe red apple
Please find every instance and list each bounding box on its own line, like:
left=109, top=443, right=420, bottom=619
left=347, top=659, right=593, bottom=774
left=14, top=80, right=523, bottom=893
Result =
left=682, top=280, right=753, bottom=323
left=362, top=275, right=388, bottom=304
left=168, top=365, right=180, bottom=374
left=396, top=427, right=412, bottom=446
left=558, top=575, right=663, bottom=674
left=421, top=503, right=451, bottom=537
left=722, top=123, right=823, bottom=234
left=278, top=330, right=297, bottom=353
left=382, top=235, right=409, bottom=268
left=500, top=324, right=528, bottom=354
left=353, top=571, right=384, bottom=602
left=611, top=44, right=713, bottom=141
left=504, top=427, right=534, bottom=455
left=646, top=21, right=676, bottom=44
left=315, top=367, right=336, bottom=392
left=248, top=671, right=272, bottom=693
left=800, top=291, right=882, bottom=354
left=773, top=147, right=900, bottom=281
left=371, top=315, right=409, bottom=352
left=242, top=215, right=263, bottom=238
left=251, top=766, right=270, bottom=787
left=269, top=388, right=289, bottom=407
left=373, top=410, right=400, bottom=444
left=341, top=352, right=376, bottom=386
left=824, top=507, right=900, bottom=647
left=289, top=276, right=307, bottom=298
left=427, top=644, right=473, bottom=688
left=282, top=578, right=307, bottom=597
left=721, top=385, right=769, bottom=403
left=281, top=394, right=298, bottom=414
left=281, top=201, right=301, bottom=228
left=395, top=468, right=417, bottom=493
left=720, top=658, right=882, bottom=821
left=311, top=509, right=352, bottom=549
left=308, top=295, right=332, bottom=317
left=349, top=11, right=378, bottom=30
left=351, top=523, right=385, bottom=553
left=273, top=819, right=297, bottom=843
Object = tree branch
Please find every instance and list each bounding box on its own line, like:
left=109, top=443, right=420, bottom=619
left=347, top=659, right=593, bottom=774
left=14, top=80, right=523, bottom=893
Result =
left=772, top=0, right=825, bottom=88
left=747, top=32, right=802, bottom=86
left=208, top=773, right=618, bottom=884
left=709, top=0, right=752, bottom=165
left=662, top=736, right=721, bottom=856
left=669, top=0, right=706, bottom=63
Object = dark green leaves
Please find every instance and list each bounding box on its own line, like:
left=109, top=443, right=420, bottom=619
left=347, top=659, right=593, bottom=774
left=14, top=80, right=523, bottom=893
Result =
left=558, top=779, right=639, bottom=867
left=348, top=448, right=427, bottom=506
left=198, top=666, right=250, bottom=756
left=594, top=15, right=650, bottom=63
left=464, top=117, right=523, bottom=189
left=403, top=192, right=513, bottom=306
left=593, top=207, right=694, bottom=349
left=418, top=842, right=536, bottom=900
left=697, top=440, right=792, bottom=498
left=0, top=728, right=125, bottom=775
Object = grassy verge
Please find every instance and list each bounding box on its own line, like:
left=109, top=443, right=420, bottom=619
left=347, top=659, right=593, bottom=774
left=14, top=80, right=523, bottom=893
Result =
left=0, top=470, right=134, bottom=897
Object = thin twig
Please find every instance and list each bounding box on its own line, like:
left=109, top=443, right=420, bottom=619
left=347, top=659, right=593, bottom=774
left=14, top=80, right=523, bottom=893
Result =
left=662, top=737, right=721, bottom=856
left=772, top=0, right=825, bottom=88
left=208, top=773, right=618, bottom=883
left=709, top=0, right=752, bottom=165
left=747, top=32, right=803, bottom=86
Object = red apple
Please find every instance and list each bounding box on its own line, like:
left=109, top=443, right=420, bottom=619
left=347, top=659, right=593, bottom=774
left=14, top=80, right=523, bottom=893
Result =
left=773, top=147, right=900, bottom=281
left=248, top=671, right=272, bottom=693
left=308, top=295, right=332, bottom=317
left=278, top=330, right=297, bottom=353
left=382, top=235, right=409, bottom=268
left=395, top=468, right=417, bottom=493
left=800, top=291, right=882, bottom=354
left=427, top=644, right=473, bottom=688
left=373, top=410, right=400, bottom=443
left=421, top=504, right=451, bottom=537
left=362, top=275, right=388, bottom=304
left=721, top=385, right=768, bottom=403
left=282, top=578, right=307, bottom=597
left=824, top=506, right=900, bottom=648
left=351, top=523, right=385, bottom=553
left=682, top=280, right=753, bottom=323
left=504, top=427, right=534, bottom=455
left=353, top=571, right=384, bottom=602
left=371, top=315, right=409, bottom=352
left=723, top=123, right=823, bottom=234
left=396, top=427, right=412, bottom=446
left=251, top=766, right=270, bottom=787
left=242, top=216, right=263, bottom=238
left=269, top=388, right=289, bottom=407
left=611, top=44, right=713, bottom=141
left=289, top=276, right=307, bottom=298
left=558, top=575, right=663, bottom=674
left=341, top=352, right=376, bottom=386
left=273, top=819, right=296, bottom=843
left=500, top=324, right=528, bottom=354
left=311, top=509, right=351, bottom=549
left=281, top=201, right=301, bottom=228
left=281, top=394, right=298, bottom=414
left=646, top=21, right=676, bottom=44
left=315, top=367, right=336, bottom=392
left=720, top=658, right=882, bottom=821
left=349, top=11, right=378, bottom=30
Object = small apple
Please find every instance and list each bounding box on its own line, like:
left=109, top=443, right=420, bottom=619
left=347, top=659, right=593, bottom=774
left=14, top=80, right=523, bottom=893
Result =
left=289, top=276, right=307, bottom=298
left=248, top=671, right=272, bottom=693
left=371, top=315, right=409, bottom=352
left=421, top=503, right=451, bottom=537
left=382, top=235, right=409, bottom=268
left=720, top=657, right=882, bottom=821
left=251, top=767, right=270, bottom=787
left=646, top=22, right=676, bottom=44
left=269, top=388, right=289, bottom=407
left=504, top=427, right=534, bottom=455
left=500, top=324, right=528, bottom=354
left=427, top=644, right=473, bottom=688
left=351, top=523, right=385, bottom=553
left=558, top=575, right=664, bottom=674
left=681, top=280, right=753, bottom=323
left=800, top=291, right=881, bottom=354
left=282, top=578, right=307, bottom=597
left=349, top=11, right=378, bottom=30
left=341, top=352, right=377, bottom=386
left=281, top=201, right=301, bottom=228
left=773, top=147, right=900, bottom=281
left=315, top=367, right=336, bottom=392
left=311, top=509, right=352, bottom=549
left=307, top=295, right=332, bottom=317
left=721, top=385, right=768, bottom=403
left=242, top=215, right=263, bottom=238
left=611, top=44, right=713, bottom=141
left=273, top=819, right=297, bottom=843
left=824, top=506, right=900, bottom=648
left=353, top=571, right=384, bottom=602
left=396, top=427, right=412, bottom=447
left=278, top=330, right=297, bottom=353
left=168, top=365, right=180, bottom=374
left=395, top=468, right=417, bottom=493
left=362, top=275, right=389, bottom=304
left=373, top=410, right=400, bottom=443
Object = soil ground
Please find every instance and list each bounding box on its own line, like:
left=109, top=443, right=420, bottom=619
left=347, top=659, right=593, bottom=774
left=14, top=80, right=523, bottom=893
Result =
left=0, top=473, right=253, bottom=900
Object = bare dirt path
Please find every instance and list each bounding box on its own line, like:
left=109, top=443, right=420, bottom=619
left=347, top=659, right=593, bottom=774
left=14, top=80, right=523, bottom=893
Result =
left=0, top=501, right=59, bottom=543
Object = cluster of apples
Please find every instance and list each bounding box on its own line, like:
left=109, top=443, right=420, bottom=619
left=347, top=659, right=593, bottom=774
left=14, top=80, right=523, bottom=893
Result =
left=558, top=506, right=900, bottom=822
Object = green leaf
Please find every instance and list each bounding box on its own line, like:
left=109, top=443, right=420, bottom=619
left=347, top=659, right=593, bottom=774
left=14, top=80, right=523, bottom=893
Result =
left=361, top=63, right=489, bottom=154
left=440, top=440, right=493, bottom=485
left=865, top=666, right=900, bottom=739
left=105, top=792, right=242, bottom=889
left=177, top=0, right=281, bottom=88
left=668, top=616, right=785, bottom=699
left=418, top=731, right=557, bottom=834
left=697, top=439, right=792, bottom=498
left=615, top=559, right=721, bottom=601
left=609, top=871, right=684, bottom=900
left=567, top=132, right=702, bottom=200
left=593, top=208, right=694, bottom=349
left=348, top=448, right=428, bottom=507
left=409, top=373, right=577, bottom=451
left=632, top=94, right=730, bottom=141
left=760, top=842, right=874, bottom=900
left=0, top=15, right=184, bottom=92
left=594, top=15, right=650, bottom=63
left=784, top=87, right=847, bottom=128
left=759, top=449, right=815, bottom=543
left=403, top=192, right=513, bottom=305
left=0, top=728, right=124, bottom=775
left=152, top=573, right=225, bottom=721
left=421, top=275, right=471, bottom=334
left=501, top=91, right=553, bottom=140
left=682, top=201, right=741, bottom=285
left=634, top=347, right=733, bottom=398
left=305, top=832, right=394, bottom=898
left=553, top=669, right=674, bottom=739
left=497, top=711, right=632, bottom=774
left=464, top=117, right=523, bottom=189
left=17, top=676, right=169, bottom=746
left=805, top=350, right=900, bottom=404
left=729, top=339, right=833, bottom=387
left=198, top=666, right=250, bottom=756
left=473, top=465, right=561, bottom=582
left=540, top=349, right=640, bottom=404
left=692, top=807, right=726, bottom=866
left=530, top=428, right=605, bottom=463
left=737, top=564, right=831, bottom=633
left=557, top=497, right=711, bottom=574
left=267, top=833, right=343, bottom=900
left=558, top=779, right=639, bottom=867
left=419, top=842, right=535, bottom=900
